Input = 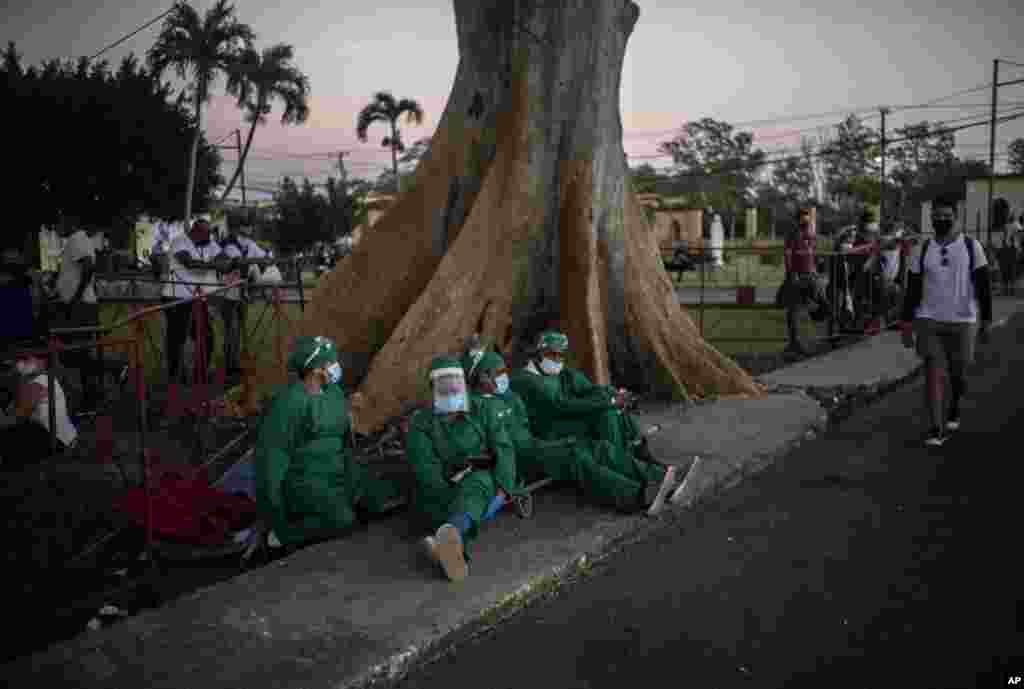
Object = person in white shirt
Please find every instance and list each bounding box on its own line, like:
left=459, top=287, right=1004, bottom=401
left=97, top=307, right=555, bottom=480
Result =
left=0, top=341, right=77, bottom=468
left=52, top=216, right=101, bottom=411
left=217, top=216, right=268, bottom=376
left=165, top=220, right=224, bottom=382
left=900, top=195, right=993, bottom=447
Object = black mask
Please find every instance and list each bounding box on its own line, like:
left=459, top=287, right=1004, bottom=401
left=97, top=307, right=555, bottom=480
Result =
left=933, top=219, right=953, bottom=236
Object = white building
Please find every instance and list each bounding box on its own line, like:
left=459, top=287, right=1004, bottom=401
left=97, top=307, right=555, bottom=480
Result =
left=922, top=174, right=1024, bottom=241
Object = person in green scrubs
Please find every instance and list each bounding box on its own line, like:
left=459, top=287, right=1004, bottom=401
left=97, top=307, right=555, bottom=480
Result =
left=464, top=347, right=677, bottom=515
left=407, top=356, right=524, bottom=582
left=254, top=335, right=401, bottom=550
left=506, top=331, right=681, bottom=513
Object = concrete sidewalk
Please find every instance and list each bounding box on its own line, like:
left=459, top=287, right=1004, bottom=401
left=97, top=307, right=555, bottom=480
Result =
left=5, top=298, right=1023, bottom=689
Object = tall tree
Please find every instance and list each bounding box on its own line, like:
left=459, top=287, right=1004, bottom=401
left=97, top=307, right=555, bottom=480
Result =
left=629, top=163, right=662, bottom=194
left=294, top=0, right=761, bottom=434
left=888, top=120, right=956, bottom=220
left=355, top=91, right=425, bottom=193
left=657, top=118, right=765, bottom=234
left=1, top=42, right=223, bottom=247
left=771, top=154, right=815, bottom=206
left=222, top=42, right=310, bottom=201
left=148, top=0, right=253, bottom=224
left=1008, top=137, right=1024, bottom=175
left=821, top=114, right=880, bottom=207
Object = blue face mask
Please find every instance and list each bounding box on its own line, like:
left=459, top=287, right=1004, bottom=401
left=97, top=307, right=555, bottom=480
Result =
left=434, top=392, right=468, bottom=415
left=495, top=373, right=510, bottom=396
left=325, top=362, right=342, bottom=385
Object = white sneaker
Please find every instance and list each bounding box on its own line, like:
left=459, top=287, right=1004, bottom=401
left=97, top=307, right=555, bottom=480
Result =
left=647, top=466, right=679, bottom=516
left=421, top=535, right=440, bottom=566
left=946, top=416, right=960, bottom=431
left=435, top=524, right=468, bottom=582
left=670, top=456, right=703, bottom=506
left=924, top=431, right=948, bottom=447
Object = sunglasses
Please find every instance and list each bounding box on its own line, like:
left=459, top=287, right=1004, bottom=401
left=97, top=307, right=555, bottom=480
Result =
left=940, top=246, right=950, bottom=267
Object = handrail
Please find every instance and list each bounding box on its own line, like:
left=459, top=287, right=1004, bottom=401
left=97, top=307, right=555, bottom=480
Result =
left=49, top=281, right=244, bottom=336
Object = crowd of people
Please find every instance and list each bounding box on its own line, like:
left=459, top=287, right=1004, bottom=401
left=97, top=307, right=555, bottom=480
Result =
left=780, top=201, right=1020, bottom=355
left=0, top=214, right=288, bottom=469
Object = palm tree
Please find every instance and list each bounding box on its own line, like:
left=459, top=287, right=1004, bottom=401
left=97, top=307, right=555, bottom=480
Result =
left=147, top=0, right=254, bottom=223
left=356, top=91, right=424, bottom=193
left=221, top=43, right=310, bottom=202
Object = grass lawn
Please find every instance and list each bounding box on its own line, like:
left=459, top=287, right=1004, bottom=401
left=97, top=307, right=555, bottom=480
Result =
left=687, top=305, right=824, bottom=356
left=667, top=238, right=836, bottom=289
left=97, top=300, right=306, bottom=385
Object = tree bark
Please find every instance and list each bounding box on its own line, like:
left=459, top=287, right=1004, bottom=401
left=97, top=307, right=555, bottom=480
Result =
left=296, top=0, right=762, bottom=435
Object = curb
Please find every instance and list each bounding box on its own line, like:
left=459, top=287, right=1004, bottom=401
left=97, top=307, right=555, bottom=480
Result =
left=346, top=399, right=829, bottom=689
left=350, top=309, right=1023, bottom=688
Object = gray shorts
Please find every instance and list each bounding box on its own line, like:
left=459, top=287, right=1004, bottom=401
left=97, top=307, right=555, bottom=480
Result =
left=913, top=318, right=977, bottom=376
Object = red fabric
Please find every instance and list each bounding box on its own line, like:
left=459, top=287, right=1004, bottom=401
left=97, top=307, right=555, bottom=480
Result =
left=112, top=473, right=256, bottom=545
left=785, top=235, right=817, bottom=274
left=95, top=415, right=114, bottom=465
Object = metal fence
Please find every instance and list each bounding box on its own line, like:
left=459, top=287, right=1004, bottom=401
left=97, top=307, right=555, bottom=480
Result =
left=663, top=239, right=913, bottom=348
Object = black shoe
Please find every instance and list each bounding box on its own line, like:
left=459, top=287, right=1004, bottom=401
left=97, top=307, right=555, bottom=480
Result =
left=634, top=437, right=658, bottom=464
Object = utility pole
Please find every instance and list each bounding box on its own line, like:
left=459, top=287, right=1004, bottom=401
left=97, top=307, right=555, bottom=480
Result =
left=987, top=59, right=999, bottom=244
left=879, top=106, right=889, bottom=229
left=235, top=129, right=246, bottom=207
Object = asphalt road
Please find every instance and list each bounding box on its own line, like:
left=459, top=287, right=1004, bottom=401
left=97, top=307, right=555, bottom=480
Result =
left=395, top=315, right=1024, bottom=689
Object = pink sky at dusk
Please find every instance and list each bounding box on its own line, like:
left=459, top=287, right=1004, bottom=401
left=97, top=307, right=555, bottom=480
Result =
left=5, top=0, right=1024, bottom=200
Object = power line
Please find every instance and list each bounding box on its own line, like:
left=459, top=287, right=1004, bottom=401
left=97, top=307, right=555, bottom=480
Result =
left=643, top=110, right=1024, bottom=180
left=88, top=7, right=174, bottom=61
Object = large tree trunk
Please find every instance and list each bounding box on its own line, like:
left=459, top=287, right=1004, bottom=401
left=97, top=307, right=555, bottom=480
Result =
left=297, top=0, right=762, bottom=434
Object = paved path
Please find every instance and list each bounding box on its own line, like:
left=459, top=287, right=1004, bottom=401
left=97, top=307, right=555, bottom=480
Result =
left=5, top=300, right=1023, bottom=688
left=675, top=286, right=777, bottom=305
left=393, top=310, right=1024, bottom=689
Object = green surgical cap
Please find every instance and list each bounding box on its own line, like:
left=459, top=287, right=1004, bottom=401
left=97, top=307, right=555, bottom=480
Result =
left=428, top=356, right=464, bottom=380
left=536, top=331, right=569, bottom=353
left=288, top=335, right=337, bottom=373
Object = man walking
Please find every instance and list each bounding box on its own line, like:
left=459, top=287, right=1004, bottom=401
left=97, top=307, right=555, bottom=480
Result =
left=781, top=208, right=824, bottom=355
left=900, top=195, right=993, bottom=447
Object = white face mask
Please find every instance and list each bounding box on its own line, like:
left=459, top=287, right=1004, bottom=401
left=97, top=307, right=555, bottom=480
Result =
left=540, top=358, right=563, bottom=376
left=434, top=392, right=468, bottom=415
left=494, top=373, right=510, bottom=395
left=325, top=362, right=342, bottom=385
left=15, top=361, right=39, bottom=377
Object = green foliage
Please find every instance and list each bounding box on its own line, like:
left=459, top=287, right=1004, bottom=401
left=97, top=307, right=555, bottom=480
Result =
left=147, top=0, right=254, bottom=221
left=221, top=42, right=311, bottom=201
left=356, top=91, right=426, bottom=191
left=657, top=118, right=766, bottom=215
left=266, top=175, right=360, bottom=253
left=1, top=42, right=224, bottom=248
left=1008, top=138, right=1024, bottom=175
left=821, top=114, right=879, bottom=201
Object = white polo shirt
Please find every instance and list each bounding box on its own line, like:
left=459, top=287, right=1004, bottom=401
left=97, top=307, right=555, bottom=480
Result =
left=219, top=235, right=268, bottom=301
left=55, top=230, right=97, bottom=304
left=29, top=373, right=78, bottom=447
left=908, top=234, right=987, bottom=324
left=166, top=235, right=222, bottom=300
